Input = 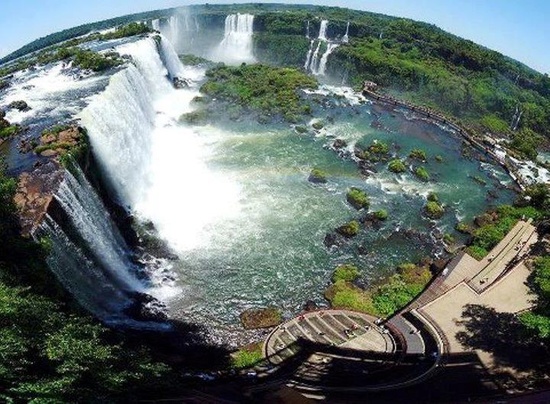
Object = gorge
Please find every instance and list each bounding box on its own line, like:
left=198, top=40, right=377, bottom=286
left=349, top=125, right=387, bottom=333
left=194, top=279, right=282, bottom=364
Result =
left=1, top=3, right=549, bottom=401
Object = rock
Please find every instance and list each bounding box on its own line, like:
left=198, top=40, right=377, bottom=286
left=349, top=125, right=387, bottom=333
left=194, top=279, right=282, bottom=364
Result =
left=125, top=292, right=168, bottom=322
left=173, top=77, right=190, bottom=89
left=240, top=307, right=282, bottom=330
left=324, top=232, right=344, bottom=248
left=308, top=168, right=327, bottom=184
left=332, top=138, right=347, bottom=149
left=304, top=300, right=318, bottom=312
left=8, top=100, right=30, bottom=111
left=0, top=109, right=5, bottom=119
left=0, top=118, right=10, bottom=129
left=15, top=161, right=65, bottom=236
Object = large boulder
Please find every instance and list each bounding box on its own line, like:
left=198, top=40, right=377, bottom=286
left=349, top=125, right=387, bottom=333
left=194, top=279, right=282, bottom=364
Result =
left=240, top=307, right=282, bottom=329
left=8, top=100, right=30, bottom=111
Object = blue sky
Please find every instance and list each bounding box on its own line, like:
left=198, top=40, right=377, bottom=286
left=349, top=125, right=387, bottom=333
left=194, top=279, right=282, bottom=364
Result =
left=1, top=0, right=549, bottom=74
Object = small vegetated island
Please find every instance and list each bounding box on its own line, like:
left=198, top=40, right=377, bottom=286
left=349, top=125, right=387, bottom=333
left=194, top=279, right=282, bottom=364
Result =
left=0, top=3, right=549, bottom=403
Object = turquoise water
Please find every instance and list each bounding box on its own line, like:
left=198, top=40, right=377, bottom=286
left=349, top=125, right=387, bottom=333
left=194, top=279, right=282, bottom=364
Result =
left=168, top=95, right=515, bottom=333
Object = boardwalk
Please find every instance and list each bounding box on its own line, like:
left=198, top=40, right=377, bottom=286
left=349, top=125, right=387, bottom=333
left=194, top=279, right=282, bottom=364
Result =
left=255, top=220, right=538, bottom=397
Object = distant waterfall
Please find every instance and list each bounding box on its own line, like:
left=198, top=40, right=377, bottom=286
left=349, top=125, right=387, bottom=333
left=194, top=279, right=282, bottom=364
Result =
left=342, top=22, right=350, bottom=43
left=152, top=13, right=200, bottom=54
left=306, top=20, right=310, bottom=38
left=38, top=165, right=141, bottom=323
left=304, top=19, right=338, bottom=76
left=210, top=13, right=255, bottom=64
left=318, top=20, right=328, bottom=41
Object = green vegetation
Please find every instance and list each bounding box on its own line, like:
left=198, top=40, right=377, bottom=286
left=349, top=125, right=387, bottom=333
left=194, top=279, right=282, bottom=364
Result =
left=425, top=200, right=444, bottom=219
left=409, top=148, right=427, bottom=161
left=325, top=280, right=376, bottom=313
left=199, top=64, right=317, bottom=122
left=332, top=264, right=360, bottom=283
left=346, top=187, right=370, bottom=210
left=231, top=343, right=264, bottom=369
left=312, top=121, right=325, bottom=130
left=510, top=128, right=544, bottom=160
left=520, top=257, right=550, bottom=339
left=179, top=54, right=214, bottom=66
left=336, top=220, right=360, bottom=237
left=434, top=155, right=444, bottom=163
left=0, top=125, right=20, bottom=139
left=57, top=47, right=123, bottom=71
left=0, top=164, right=173, bottom=402
left=427, top=192, right=439, bottom=203
left=308, top=168, right=327, bottom=183
left=414, top=166, right=430, bottom=181
left=455, top=221, right=472, bottom=234
left=325, top=262, right=432, bottom=317
left=388, top=159, right=406, bottom=173
left=368, top=140, right=390, bottom=155
left=373, top=209, right=388, bottom=220
left=34, top=125, right=89, bottom=167
left=467, top=204, right=542, bottom=259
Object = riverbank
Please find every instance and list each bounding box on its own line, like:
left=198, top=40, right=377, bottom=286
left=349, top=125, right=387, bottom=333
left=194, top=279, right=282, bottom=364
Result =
left=362, top=84, right=529, bottom=191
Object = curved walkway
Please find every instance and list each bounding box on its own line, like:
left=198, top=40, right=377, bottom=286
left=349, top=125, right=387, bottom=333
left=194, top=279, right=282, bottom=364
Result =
left=254, top=221, right=537, bottom=397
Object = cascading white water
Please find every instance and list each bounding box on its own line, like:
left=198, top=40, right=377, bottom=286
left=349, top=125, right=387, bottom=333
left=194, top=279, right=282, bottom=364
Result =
left=81, top=35, right=240, bottom=254
left=210, top=13, right=255, bottom=64
left=306, top=20, right=310, bottom=38
left=304, top=19, right=338, bottom=76
left=342, top=22, right=350, bottom=43
left=55, top=164, right=142, bottom=291
left=152, top=12, right=200, bottom=54
left=315, top=43, right=339, bottom=76
left=318, top=20, right=329, bottom=41
left=40, top=214, right=133, bottom=320
left=151, top=19, right=160, bottom=32
left=304, top=40, right=315, bottom=70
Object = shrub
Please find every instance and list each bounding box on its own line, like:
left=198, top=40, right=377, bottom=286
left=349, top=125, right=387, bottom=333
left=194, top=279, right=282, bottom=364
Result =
left=427, top=192, right=439, bottom=202
left=388, top=159, right=406, bottom=173
left=466, top=245, right=488, bottom=260
left=332, top=264, right=360, bottom=283
left=425, top=201, right=444, bottom=219
left=231, top=343, right=263, bottom=369
left=308, top=168, right=327, bottom=183
left=409, top=148, right=427, bottom=160
left=373, top=209, right=388, bottom=220
left=368, top=140, right=389, bottom=154
left=325, top=280, right=375, bottom=314
left=414, top=166, right=430, bottom=181
left=346, top=187, right=369, bottom=210
left=336, top=220, right=360, bottom=237
left=434, top=155, right=444, bottom=163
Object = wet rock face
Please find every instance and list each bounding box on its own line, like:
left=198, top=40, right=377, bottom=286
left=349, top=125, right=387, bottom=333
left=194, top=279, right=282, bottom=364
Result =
left=14, top=160, right=64, bottom=236
left=125, top=292, right=168, bottom=322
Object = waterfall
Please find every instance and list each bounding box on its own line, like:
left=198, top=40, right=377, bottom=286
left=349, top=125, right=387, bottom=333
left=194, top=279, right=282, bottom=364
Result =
left=304, top=20, right=338, bottom=76
left=152, top=12, right=200, bottom=54
left=37, top=164, right=144, bottom=323
left=316, top=43, right=339, bottom=76
left=79, top=38, right=170, bottom=208
left=210, top=13, right=255, bottom=64
left=152, top=19, right=160, bottom=32
left=342, top=22, right=350, bottom=43
left=306, top=20, right=310, bottom=38
left=304, top=40, right=315, bottom=70
left=318, top=20, right=329, bottom=41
